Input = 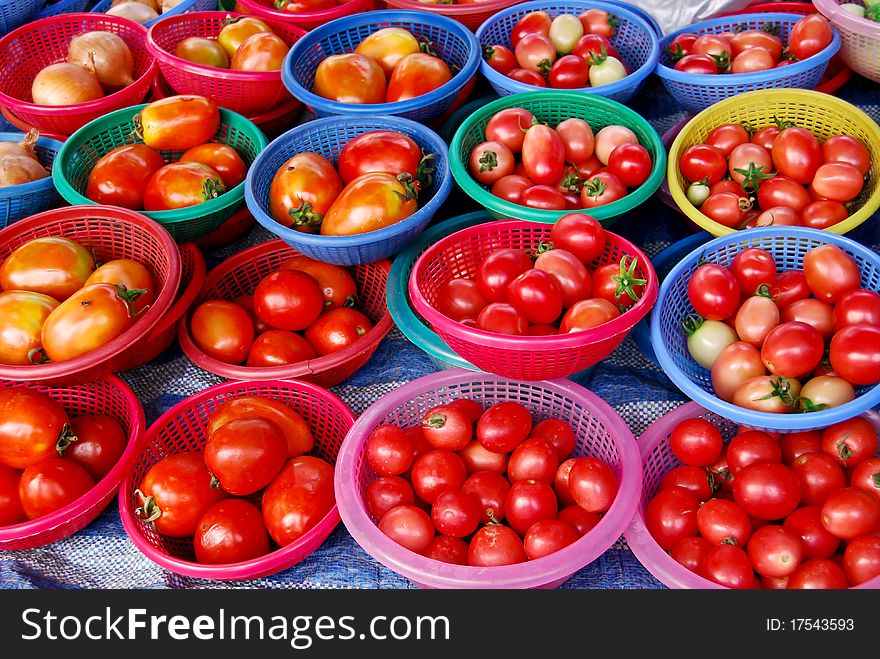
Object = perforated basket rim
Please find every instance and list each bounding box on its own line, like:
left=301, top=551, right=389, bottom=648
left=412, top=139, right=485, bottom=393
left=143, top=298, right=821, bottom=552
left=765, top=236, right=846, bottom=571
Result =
left=0, top=106, right=68, bottom=142
left=235, top=0, right=370, bottom=24
left=0, top=13, right=159, bottom=118
left=0, top=375, right=146, bottom=548
left=384, top=0, right=524, bottom=19
left=146, top=11, right=306, bottom=83
left=650, top=226, right=880, bottom=431
left=334, top=368, right=643, bottom=589
left=117, top=378, right=355, bottom=580
left=665, top=88, right=880, bottom=237
left=0, top=131, right=63, bottom=200
left=91, top=0, right=210, bottom=28
left=624, top=401, right=880, bottom=589
left=475, top=0, right=660, bottom=98
left=814, top=0, right=880, bottom=37
left=280, top=9, right=481, bottom=117
left=655, top=12, right=841, bottom=85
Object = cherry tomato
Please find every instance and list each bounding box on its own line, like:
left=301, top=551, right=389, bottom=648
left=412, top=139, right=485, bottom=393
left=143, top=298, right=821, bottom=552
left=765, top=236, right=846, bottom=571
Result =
left=86, top=144, right=165, bottom=210
left=680, top=144, right=727, bottom=184
left=727, top=431, right=781, bottom=475
left=811, top=162, right=863, bottom=203
left=788, top=14, right=833, bottom=61
left=194, top=499, right=269, bottom=564
left=507, top=438, right=559, bottom=484
left=701, top=192, right=747, bottom=228
left=668, top=417, right=723, bottom=467
left=462, top=470, right=510, bottom=524
left=521, top=124, right=565, bottom=186
left=712, top=342, right=766, bottom=402
left=783, top=505, right=839, bottom=560
left=702, top=544, right=754, bottom=589
left=659, top=465, right=713, bottom=501
left=0, top=291, right=58, bottom=366
left=850, top=457, right=880, bottom=499
left=469, top=140, right=515, bottom=185
left=706, top=124, right=750, bottom=157
left=549, top=213, right=606, bottom=265
left=504, top=478, right=557, bottom=536
left=530, top=418, right=576, bottom=460
left=821, top=417, right=878, bottom=469
left=261, top=455, right=334, bottom=547
left=18, top=458, right=93, bottom=520
left=646, top=486, right=700, bottom=550
left=410, top=449, right=467, bottom=505
left=697, top=498, right=752, bottom=546
left=607, top=143, right=651, bottom=188
left=547, top=54, right=589, bottom=88
left=673, top=54, right=718, bottom=74
left=667, top=32, right=697, bottom=60
left=321, top=172, right=418, bottom=236
left=0, top=237, right=94, bottom=302
left=268, top=152, right=343, bottom=231
left=476, top=302, right=528, bottom=335
left=567, top=457, right=617, bottom=513
left=253, top=270, right=323, bottom=332
left=386, top=53, right=452, bottom=102
left=138, top=96, right=220, bottom=151
left=555, top=118, right=594, bottom=164
left=843, top=535, right=880, bottom=585
left=0, top=463, right=25, bottom=525
left=580, top=171, right=627, bottom=207
left=523, top=519, right=579, bottom=559
left=578, top=8, right=617, bottom=39
left=313, top=53, right=385, bottom=104
left=366, top=476, right=414, bottom=520
left=510, top=10, right=552, bottom=47
left=477, top=401, right=531, bottom=454
left=747, top=525, right=803, bottom=579
left=62, top=415, right=126, bottom=481
left=761, top=321, right=824, bottom=378
left=491, top=174, right=533, bottom=204
left=507, top=269, right=563, bottom=325
left=731, top=47, right=775, bottom=73
left=179, top=143, right=247, bottom=189
left=787, top=558, right=848, bottom=589
left=379, top=504, right=434, bottom=554
left=353, top=27, right=420, bottom=79
left=485, top=108, right=535, bottom=153
left=305, top=308, right=373, bottom=356
left=687, top=264, right=739, bottom=321
left=772, top=270, right=811, bottom=311
left=483, top=44, right=517, bottom=75
left=421, top=405, right=471, bottom=452
left=780, top=430, right=822, bottom=465
left=468, top=525, right=526, bottom=566
left=475, top=248, right=531, bottom=303
left=733, top=461, right=801, bottom=520
left=671, top=536, right=712, bottom=573
left=772, top=127, right=821, bottom=185
left=822, top=134, right=871, bottom=175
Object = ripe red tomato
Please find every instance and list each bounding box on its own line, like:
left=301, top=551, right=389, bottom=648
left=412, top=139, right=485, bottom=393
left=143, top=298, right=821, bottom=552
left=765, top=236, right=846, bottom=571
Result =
left=558, top=298, right=619, bottom=333
left=483, top=44, right=517, bottom=75
left=63, top=415, right=126, bottom=481
left=727, top=431, right=781, bottom=474
left=580, top=171, right=627, bottom=207
left=0, top=463, right=25, bottom=525
left=386, top=53, right=452, bottom=103
left=772, top=127, right=822, bottom=185
left=811, top=162, right=863, bottom=202
left=366, top=425, right=415, bottom=477
left=469, top=140, right=515, bottom=185
left=578, top=8, right=617, bottom=39
left=337, top=130, right=424, bottom=186
left=567, top=457, right=617, bottom=513
left=229, top=32, right=287, bottom=71
left=706, top=123, right=750, bottom=157
left=276, top=257, right=356, bottom=313
left=667, top=32, right=697, bottom=60
left=204, top=417, right=287, bottom=496
left=747, top=525, right=804, bottom=579
left=86, top=144, right=165, bottom=210
left=510, top=10, right=551, bottom=47
left=18, top=458, right=94, bottom=519
left=262, top=455, right=335, bottom=547
left=645, top=486, right=700, bottom=550
left=447, top=396, right=485, bottom=427
left=697, top=498, right=752, bottom=545
left=757, top=176, right=811, bottom=213
left=821, top=417, right=878, bottom=468
left=475, top=248, right=532, bottom=303
left=732, top=461, right=802, bottom=520
left=701, top=192, right=747, bottom=228
left=507, top=269, right=564, bottom=325
left=730, top=47, right=775, bottom=73
left=208, top=397, right=313, bottom=460
left=485, top=108, right=536, bottom=153
left=788, top=14, right=833, bottom=61
left=530, top=418, right=576, bottom=460
left=194, top=499, right=269, bottom=564
left=421, top=405, right=471, bottom=452
left=659, top=465, right=713, bottom=501
left=821, top=486, right=880, bottom=539
left=850, top=457, right=880, bottom=499
left=463, top=470, right=510, bottom=524
left=426, top=535, right=468, bottom=565
left=253, top=270, right=323, bottom=332
left=711, top=342, right=766, bottom=402
left=669, top=417, right=723, bottom=467
left=703, top=543, right=755, bottom=589
left=366, top=476, right=414, bottom=520
left=783, top=505, right=840, bottom=559
left=179, top=143, right=247, bottom=190
left=314, top=53, right=385, bottom=104
left=0, top=237, right=94, bottom=302
left=687, top=264, right=739, bottom=321
left=320, top=172, right=418, bottom=236
left=608, top=142, right=654, bottom=191
left=555, top=118, right=595, bottom=163
left=142, top=162, right=225, bottom=211
left=504, top=478, right=557, bottom=536
left=781, top=298, right=833, bottom=339
left=410, top=449, right=467, bottom=504
left=476, top=302, right=528, bottom=335
left=269, top=152, right=342, bottom=231
left=670, top=535, right=712, bottom=573
left=533, top=248, right=592, bottom=309
left=673, top=54, right=718, bottom=74
left=522, top=124, right=565, bottom=185
left=379, top=504, right=434, bottom=554
left=679, top=144, right=727, bottom=185
left=0, top=388, right=71, bottom=470
left=780, top=430, right=822, bottom=465
left=548, top=213, right=605, bottom=264
left=459, top=441, right=507, bottom=475
left=830, top=324, right=880, bottom=386
left=305, top=308, right=373, bottom=356
left=729, top=248, right=776, bottom=296
left=787, top=558, right=848, bottom=589
left=751, top=125, right=781, bottom=151
left=477, top=401, right=532, bottom=454
left=523, top=519, right=579, bottom=559
left=507, top=438, right=558, bottom=484
left=138, top=95, right=220, bottom=151
left=468, top=525, right=526, bottom=566
left=434, top=278, right=487, bottom=322
left=792, top=453, right=847, bottom=506
left=190, top=300, right=255, bottom=364
left=833, top=289, right=880, bottom=332
left=822, top=135, right=871, bottom=175
left=521, top=184, right=567, bottom=210
left=431, top=489, right=480, bottom=538
left=761, top=321, right=824, bottom=379
left=730, top=30, right=782, bottom=60
left=843, top=535, right=880, bottom=585
left=772, top=270, right=811, bottom=310
left=557, top=504, right=600, bottom=537
left=547, top=54, right=588, bottom=88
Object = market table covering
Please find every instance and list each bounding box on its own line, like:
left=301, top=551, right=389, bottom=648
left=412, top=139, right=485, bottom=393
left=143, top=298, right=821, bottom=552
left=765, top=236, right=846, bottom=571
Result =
left=2, top=76, right=879, bottom=590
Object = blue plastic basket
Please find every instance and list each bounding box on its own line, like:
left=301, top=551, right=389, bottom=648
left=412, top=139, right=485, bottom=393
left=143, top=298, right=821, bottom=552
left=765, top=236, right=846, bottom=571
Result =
left=656, top=12, right=841, bottom=114
left=245, top=115, right=453, bottom=266
left=475, top=0, right=660, bottom=104
left=37, top=0, right=88, bottom=19
left=0, top=131, right=63, bottom=228
left=0, top=0, right=42, bottom=34
left=91, top=0, right=217, bottom=27
left=650, top=226, right=880, bottom=432
left=281, top=10, right=480, bottom=124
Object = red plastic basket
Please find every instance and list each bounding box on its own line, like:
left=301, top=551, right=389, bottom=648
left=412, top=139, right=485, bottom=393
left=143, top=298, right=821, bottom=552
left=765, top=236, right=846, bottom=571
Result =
left=234, top=0, right=373, bottom=31
left=381, top=0, right=526, bottom=31
left=147, top=11, right=305, bottom=116
left=177, top=238, right=393, bottom=387
left=0, top=205, right=182, bottom=385
left=118, top=379, right=355, bottom=581
left=0, top=13, right=158, bottom=137
left=118, top=242, right=207, bottom=371
left=0, top=106, right=68, bottom=142
left=408, top=219, right=658, bottom=381
left=193, top=205, right=256, bottom=250
left=0, top=376, right=146, bottom=550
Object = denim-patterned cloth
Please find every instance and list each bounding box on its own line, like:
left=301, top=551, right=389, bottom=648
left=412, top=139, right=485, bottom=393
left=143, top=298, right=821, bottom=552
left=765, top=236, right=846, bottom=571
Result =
left=2, top=75, right=880, bottom=590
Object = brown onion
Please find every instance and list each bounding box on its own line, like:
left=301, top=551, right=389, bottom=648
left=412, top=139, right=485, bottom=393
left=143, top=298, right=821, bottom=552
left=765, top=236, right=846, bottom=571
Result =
left=158, top=0, right=186, bottom=12
left=31, top=63, right=103, bottom=106
left=111, top=0, right=158, bottom=10
left=0, top=155, right=49, bottom=187
left=106, top=1, right=158, bottom=23
left=68, top=31, right=135, bottom=92
left=0, top=129, right=39, bottom=161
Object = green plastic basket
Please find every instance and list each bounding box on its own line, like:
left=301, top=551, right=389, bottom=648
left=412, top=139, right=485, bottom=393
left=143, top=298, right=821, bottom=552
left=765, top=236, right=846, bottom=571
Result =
left=53, top=104, right=268, bottom=243
left=449, top=91, right=666, bottom=225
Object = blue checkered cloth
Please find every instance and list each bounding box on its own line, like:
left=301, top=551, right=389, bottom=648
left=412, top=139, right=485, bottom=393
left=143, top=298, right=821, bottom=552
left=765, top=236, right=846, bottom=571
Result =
left=3, top=75, right=880, bottom=589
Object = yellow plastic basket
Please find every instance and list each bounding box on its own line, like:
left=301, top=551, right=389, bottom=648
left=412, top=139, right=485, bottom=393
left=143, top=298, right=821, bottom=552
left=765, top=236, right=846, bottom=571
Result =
left=667, top=89, right=880, bottom=237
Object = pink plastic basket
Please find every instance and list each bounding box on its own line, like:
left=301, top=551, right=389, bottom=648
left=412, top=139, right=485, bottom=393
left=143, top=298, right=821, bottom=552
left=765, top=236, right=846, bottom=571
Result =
left=118, top=379, right=355, bottom=581
left=0, top=376, right=146, bottom=550
left=233, top=0, right=373, bottom=31
left=814, top=0, right=880, bottom=83
left=381, top=0, right=525, bottom=31
left=0, top=13, right=158, bottom=136
left=147, top=11, right=305, bottom=117
left=625, top=401, right=880, bottom=589
left=335, top=369, right=642, bottom=588
left=408, top=219, right=658, bottom=381
left=0, top=205, right=182, bottom=385
left=177, top=238, right=393, bottom=388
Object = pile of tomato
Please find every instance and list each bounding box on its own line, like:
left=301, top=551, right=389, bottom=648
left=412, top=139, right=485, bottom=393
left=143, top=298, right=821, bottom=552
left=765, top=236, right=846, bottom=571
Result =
left=483, top=9, right=630, bottom=89
left=174, top=16, right=289, bottom=71
left=679, top=118, right=871, bottom=231
left=189, top=254, right=372, bottom=366
left=646, top=415, right=880, bottom=588
left=86, top=95, right=245, bottom=212
left=471, top=107, right=653, bottom=211
left=684, top=242, right=880, bottom=414
left=135, top=396, right=334, bottom=564
left=365, top=398, right=617, bottom=565
left=269, top=129, right=434, bottom=236
left=0, top=236, right=155, bottom=365
left=430, top=213, right=644, bottom=337
left=312, top=27, right=454, bottom=104
left=669, top=15, right=833, bottom=75
left=0, top=387, right=127, bottom=525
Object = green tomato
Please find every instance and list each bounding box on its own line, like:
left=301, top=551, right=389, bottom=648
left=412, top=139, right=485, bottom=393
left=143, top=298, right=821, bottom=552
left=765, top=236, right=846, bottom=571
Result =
left=686, top=318, right=738, bottom=370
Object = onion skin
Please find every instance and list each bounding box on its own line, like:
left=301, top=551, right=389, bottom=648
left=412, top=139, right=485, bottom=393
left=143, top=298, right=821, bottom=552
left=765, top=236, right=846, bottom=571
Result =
left=106, top=2, right=158, bottom=23
left=111, top=0, right=158, bottom=10
left=158, top=0, right=186, bottom=12
left=31, top=63, right=103, bottom=106
left=68, top=31, right=135, bottom=92
left=0, top=129, right=39, bottom=161
left=0, top=155, right=49, bottom=187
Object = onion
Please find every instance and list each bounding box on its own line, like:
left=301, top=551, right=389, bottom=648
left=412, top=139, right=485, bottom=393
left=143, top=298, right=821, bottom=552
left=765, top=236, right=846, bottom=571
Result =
left=0, top=129, right=40, bottom=161
left=31, top=63, right=103, bottom=106
left=158, top=0, right=185, bottom=12
left=68, top=31, right=135, bottom=92
left=0, top=155, right=49, bottom=187
left=106, top=1, right=158, bottom=23
left=111, top=0, right=158, bottom=10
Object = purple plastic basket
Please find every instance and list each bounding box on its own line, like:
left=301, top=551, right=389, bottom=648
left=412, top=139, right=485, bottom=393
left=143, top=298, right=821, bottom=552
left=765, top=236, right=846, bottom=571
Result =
left=334, top=369, right=642, bottom=589
left=625, top=401, right=880, bottom=589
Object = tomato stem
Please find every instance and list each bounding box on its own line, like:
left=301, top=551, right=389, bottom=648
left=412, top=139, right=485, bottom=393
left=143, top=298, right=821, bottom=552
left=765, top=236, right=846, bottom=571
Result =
left=708, top=50, right=731, bottom=71
left=754, top=283, right=779, bottom=300
left=114, top=284, right=148, bottom=317
left=27, top=347, right=50, bottom=365
left=582, top=177, right=607, bottom=199
left=537, top=58, right=552, bottom=76
left=209, top=474, right=221, bottom=489
left=417, top=35, right=439, bottom=58
left=557, top=170, right=584, bottom=194
left=758, top=376, right=796, bottom=407
left=55, top=424, right=78, bottom=456
left=680, top=312, right=704, bottom=336
left=134, top=489, right=162, bottom=527
left=423, top=413, right=447, bottom=429
left=761, top=21, right=780, bottom=35
left=201, top=176, right=226, bottom=203
left=478, top=149, right=499, bottom=173
left=395, top=173, right=420, bottom=202
left=343, top=294, right=358, bottom=309
left=289, top=199, right=324, bottom=230
left=485, top=508, right=502, bottom=526
left=481, top=44, right=496, bottom=61
left=417, top=152, right=436, bottom=190
left=530, top=240, right=555, bottom=259
left=795, top=396, right=828, bottom=413
left=734, top=162, right=775, bottom=193
left=610, top=255, right=647, bottom=305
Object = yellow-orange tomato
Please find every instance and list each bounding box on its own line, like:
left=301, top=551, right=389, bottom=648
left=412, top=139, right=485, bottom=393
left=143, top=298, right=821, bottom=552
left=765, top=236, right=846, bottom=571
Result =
left=314, top=53, right=386, bottom=104
left=0, top=237, right=95, bottom=301
left=320, top=172, right=418, bottom=236
left=217, top=15, right=272, bottom=58
left=138, top=96, right=220, bottom=151
left=207, top=396, right=314, bottom=459
left=0, top=290, right=59, bottom=365
left=354, top=27, right=421, bottom=79
left=385, top=53, right=452, bottom=102
left=268, top=152, right=342, bottom=232
left=84, top=259, right=155, bottom=314
left=231, top=32, right=289, bottom=71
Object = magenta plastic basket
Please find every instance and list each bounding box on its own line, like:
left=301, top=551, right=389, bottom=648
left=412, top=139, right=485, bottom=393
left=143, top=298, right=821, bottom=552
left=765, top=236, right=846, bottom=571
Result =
left=0, top=376, right=146, bottom=550
left=408, top=219, right=658, bottom=381
left=118, top=379, right=355, bottom=581
left=233, top=0, right=373, bottom=32
left=625, top=401, right=880, bottom=589
left=814, top=0, right=880, bottom=83
left=335, top=369, right=642, bottom=589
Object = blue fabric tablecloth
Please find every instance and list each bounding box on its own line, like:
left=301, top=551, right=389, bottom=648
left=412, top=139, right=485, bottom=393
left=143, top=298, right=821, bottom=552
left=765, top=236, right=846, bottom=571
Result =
left=2, top=75, right=880, bottom=589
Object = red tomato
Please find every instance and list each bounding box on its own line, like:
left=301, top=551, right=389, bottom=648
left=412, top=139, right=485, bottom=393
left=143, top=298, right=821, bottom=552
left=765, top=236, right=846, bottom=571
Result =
left=0, top=388, right=71, bottom=470
left=268, top=152, right=342, bottom=231
left=521, top=185, right=567, bottom=210
left=732, top=461, right=802, bottom=520
left=0, top=463, right=25, bottom=525
left=670, top=535, right=712, bottom=573
left=252, top=270, right=323, bottom=332
left=63, top=415, right=126, bottom=481
left=321, top=172, right=419, bottom=236
left=468, top=525, right=526, bottom=566
left=458, top=440, right=507, bottom=475
left=787, top=558, right=848, bottom=589
left=138, top=96, right=220, bottom=151
left=431, top=489, right=480, bottom=538
left=469, top=140, right=515, bottom=185
left=735, top=295, right=780, bottom=346
left=687, top=264, right=739, bottom=321
left=594, top=125, right=637, bottom=165
left=421, top=405, right=471, bottom=452
left=194, top=499, right=269, bottom=564
left=510, top=10, right=552, bottom=47
left=747, top=525, right=804, bottom=579
left=829, top=324, right=880, bottom=386
left=578, top=8, right=617, bottom=39
left=646, top=486, right=700, bottom=550
left=386, top=53, right=452, bottom=102
left=730, top=47, right=775, bottom=73
left=761, top=321, right=824, bottom=378
left=811, top=162, right=863, bottom=202
left=772, top=127, right=822, bottom=185
left=703, top=543, right=754, bottom=589
left=710, top=180, right=742, bottom=196
left=772, top=270, right=811, bottom=310
left=476, top=248, right=532, bottom=303
left=568, top=457, right=617, bottom=513
left=557, top=504, right=600, bottom=537
left=463, top=470, right=510, bottom=524
left=729, top=248, right=776, bottom=296
left=727, top=431, right=781, bottom=474
left=314, top=53, right=385, bottom=104
left=659, top=464, right=713, bottom=501
left=674, top=54, right=718, bottom=74
left=788, top=14, right=833, bottom=61
left=821, top=487, right=880, bottom=539
left=549, top=213, right=606, bottom=264
left=607, top=143, right=652, bottom=188
left=337, top=130, right=424, bottom=185
left=523, top=519, right=579, bottom=559
left=843, top=535, right=880, bottom=585
left=730, top=30, right=782, bottom=60
left=783, top=505, right=840, bottom=559
left=204, top=417, right=287, bottom=496
left=821, top=417, right=878, bottom=468
left=476, top=302, right=528, bottom=335
left=476, top=401, right=532, bottom=454
left=483, top=44, right=517, bottom=75
left=574, top=33, right=621, bottom=61
left=554, top=458, right=578, bottom=506
left=278, top=256, right=357, bottom=312
left=491, top=174, right=533, bottom=204
left=833, top=289, right=880, bottom=332
left=782, top=298, right=833, bottom=339
left=434, top=278, right=487, bottom=323
left=142, top=162, right=225, bottom=211
left=801, top=200, right=849, bottom=230
left=679, top=144, right=727, bottom=184
left=559, top=298, right=619, bottom=332
left=426, top=535, right=468, bottom=565
left=711, top=342, right=765, bottom=402
left=780, top=430, right=822, bottom=465
left=822, top=135, right=871, bottom=175
left=179, top=144, right=247, bottom=189
left=751, top=125, right=781, bottom=151
left=485, top=108, right=535, bottom=153
left=692, top=34, right=731, bottom=60
left=548, top=54, right=589, bottom=88
left=706, top=124, right=750, bottom=157
left=86, top=144, right=165, bottom=210
left=410, top=449, right=467, bottom=504
left=522, top=124, right=565, bottom=185
left=504, top=478, right=558, bottom=535
left=379, top=504, right=434, bottom=554
left=84, top=259, right=154, bottom=315
left=262, top=456, right=335, bottom=547
left=850, top=457, right=880, bottom=499
left=530, top=418, right=576, bottom=460
left=701, top=192, right=748, bottom=228
left=533, top=248, right=592, bottom=309
left=366, top=476, right=414, bottom=520
left=18, top=458, right=94, bottom=519
left=792, top=452, right=847, bottom=506
left=669, top=417, right=723, bottom=467
left=555, top=118, right=595, bottom=163
left=230, top=32, right=287, bottom=71
left=757, top=175, right=811, bottom=213
left=207, top=396, right=313, bottom=460
left=507, top=269, right=563, bottom=325
left=580, top=171, right=627, bottom=207
left=728, top=143, right=773, bottom=188
left=667, top=32, right=697, bottom=60
left=697, top=498, right=752, bottom=546
left=305, top=308, right=373, bottom=356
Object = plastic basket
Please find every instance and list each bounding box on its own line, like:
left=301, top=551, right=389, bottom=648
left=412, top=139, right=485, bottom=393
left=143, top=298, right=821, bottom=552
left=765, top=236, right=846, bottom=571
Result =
left=147, top=11, right=305, bottom=116
left=245, top=115, right=452, bottom=266
left=177, top=238, right=394, bottom=387
left=656, top=117, right=688, bottom=216
left=0, top=0, right=42, bottom=35
left=814, top=0, right=880, bottom=83
left=91, top=0, right=218, bottom=28
left=36, top=0, right=89, bottom=19
left=476, top=0, right=660, bottom=104
left=53, top=104, right=268, bottom=243
left=651, top=226, right=880, bottom=432
left=194, top=205, right=255, bottom=249
left=409, top=219, right=658, bottom=381
left=281, top=10, right=480, bottom=125
left=656, top=12, right=840, bottom=114
left=449, top=91, right=666, bottom=225
left=0, top=106, right=68, bottom=142
left=0, top=14, right=158, bottom=136
left=0, top=131, right=63, bottom=228
left=335, top=369, right=642, bottom=589
left=381, top=0, right=524, bottom=32
left=0, top=376, right=146, bottom=550
left=667, top=89, right=880, bottom=238
left=234, top=0, right=373, bottom=31
left=0, top=205, right=182, bottom=385
left=119, top=379, right=354, bottom=581
left=625, top=402, right=880, bottom=589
